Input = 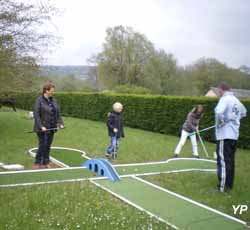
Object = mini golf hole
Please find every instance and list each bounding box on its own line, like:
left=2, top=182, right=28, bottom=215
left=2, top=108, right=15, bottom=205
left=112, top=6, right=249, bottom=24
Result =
left=100, top=169, right=104, bottom=176
left=94, top=164, right=98, bottom=172
left=89, top=164, right=92, bottom=170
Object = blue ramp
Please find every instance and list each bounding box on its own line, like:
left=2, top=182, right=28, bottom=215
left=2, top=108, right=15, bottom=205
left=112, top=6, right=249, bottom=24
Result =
left=82, top=158, right=121, bottom=182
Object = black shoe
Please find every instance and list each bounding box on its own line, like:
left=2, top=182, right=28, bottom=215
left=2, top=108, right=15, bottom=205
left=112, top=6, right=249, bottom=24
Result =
left=105, top=153, right=111, bottom=158
left=194, top=156, right=200, bottom=159
left=173, top=154, right=178, bottom=158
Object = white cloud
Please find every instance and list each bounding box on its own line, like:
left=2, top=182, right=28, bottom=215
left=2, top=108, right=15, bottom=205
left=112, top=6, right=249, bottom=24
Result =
left=43, top=0, right=250, bottom=67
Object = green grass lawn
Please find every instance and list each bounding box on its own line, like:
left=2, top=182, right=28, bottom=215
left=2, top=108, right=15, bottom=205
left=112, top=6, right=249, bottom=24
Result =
left=0, top=107, right=225, bottom=167
left=0, top=107, right=249, bottom=228
left=0, top=182, right=168, bottom=230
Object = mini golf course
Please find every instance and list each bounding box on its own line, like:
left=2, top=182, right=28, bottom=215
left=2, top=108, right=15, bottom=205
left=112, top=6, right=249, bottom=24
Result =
left=0, top=147, right=248, bottom=229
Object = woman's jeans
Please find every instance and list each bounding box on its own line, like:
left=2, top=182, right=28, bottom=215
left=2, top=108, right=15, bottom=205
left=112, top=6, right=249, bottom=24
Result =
left=35, top=131, right=54, bottom=165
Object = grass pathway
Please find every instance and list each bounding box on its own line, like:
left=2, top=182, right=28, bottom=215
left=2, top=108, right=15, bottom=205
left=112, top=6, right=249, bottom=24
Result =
left=0, top=108, right=249, bottom=228
left=95, top=177, right=247, bottom=230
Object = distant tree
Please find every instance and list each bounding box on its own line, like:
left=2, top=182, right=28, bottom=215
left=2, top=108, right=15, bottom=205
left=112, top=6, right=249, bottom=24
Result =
left=88, top=66, right=102, bottom=91
left=143, top=49, right=177, bottom=94
left=91, top=25, right=154, bottom=88
left=181, top=58, right=250, bottom=95
left=0, top=0, right=58, bottom=91
left=89, top=26, right=250, bottom=96
left=87, top=55, right=102, bottom=91
left=188, top=58, right=230, bottom=94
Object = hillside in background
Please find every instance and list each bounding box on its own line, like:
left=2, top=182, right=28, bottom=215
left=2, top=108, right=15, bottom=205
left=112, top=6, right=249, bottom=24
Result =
left=39, top=65, right=95, bottom=80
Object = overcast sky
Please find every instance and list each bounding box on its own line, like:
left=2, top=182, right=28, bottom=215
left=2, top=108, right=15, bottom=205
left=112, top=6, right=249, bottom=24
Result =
left=44, top=0, right=250, bottom=68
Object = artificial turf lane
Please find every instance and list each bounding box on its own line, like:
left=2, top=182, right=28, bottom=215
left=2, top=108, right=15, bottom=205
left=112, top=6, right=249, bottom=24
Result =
left=0, top=159, right=216, bottom=186
left=50, top=149, right=87, bottom=166
left=0, top=168, right=94, bottom=186
left=115, top=159, right=216, bottom=175
left=0, top=159, right=215, bottom=186
left=96, top=177, right=247, bottom=230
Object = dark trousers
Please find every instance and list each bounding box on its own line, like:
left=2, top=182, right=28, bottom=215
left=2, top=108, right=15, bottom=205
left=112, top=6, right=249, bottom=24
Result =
left=216, top=139, right=237, bottom=192
left=35, top=131, right=54, bottom=165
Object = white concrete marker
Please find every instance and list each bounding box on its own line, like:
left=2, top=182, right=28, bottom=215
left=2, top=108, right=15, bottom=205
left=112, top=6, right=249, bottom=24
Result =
left=2, top=164, right=24, bottom=170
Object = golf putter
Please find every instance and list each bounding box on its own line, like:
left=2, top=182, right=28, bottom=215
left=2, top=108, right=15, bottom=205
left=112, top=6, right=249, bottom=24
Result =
left=27, top=127, right=64, bottom=133
left=197, top=132, right=209, bottom=158
left=112, top=134, right=118, bottom=160
left=189, top=125, right=216, bottom=137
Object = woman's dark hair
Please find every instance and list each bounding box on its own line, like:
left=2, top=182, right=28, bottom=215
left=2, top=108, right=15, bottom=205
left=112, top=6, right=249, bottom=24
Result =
left=42, top=83, right=55, bottom=94
left=192, top=104, right=204, bottom=114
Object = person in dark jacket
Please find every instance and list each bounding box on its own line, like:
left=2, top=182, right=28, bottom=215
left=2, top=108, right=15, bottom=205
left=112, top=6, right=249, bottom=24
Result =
left=105, top=102, right=124, bottom=159
left=33, top=83, right=64, bottom=169
left=174, top=105, right=204, bottom=158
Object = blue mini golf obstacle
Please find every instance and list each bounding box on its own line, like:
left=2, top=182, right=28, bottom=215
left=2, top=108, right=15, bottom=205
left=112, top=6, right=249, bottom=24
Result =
left=82, top=158, right=121, bottom=182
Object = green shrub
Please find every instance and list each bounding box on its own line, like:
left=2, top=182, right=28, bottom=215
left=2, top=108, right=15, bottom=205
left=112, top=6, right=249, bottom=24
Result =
left=3, top=91, right=250, bottom=149
left=112, top=85, right=153, bottom=95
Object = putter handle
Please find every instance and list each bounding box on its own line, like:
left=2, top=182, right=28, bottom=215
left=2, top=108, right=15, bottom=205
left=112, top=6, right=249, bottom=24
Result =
left=189, top=125, right=216, bottom=137
left=27, top=127, right=65, bottom=134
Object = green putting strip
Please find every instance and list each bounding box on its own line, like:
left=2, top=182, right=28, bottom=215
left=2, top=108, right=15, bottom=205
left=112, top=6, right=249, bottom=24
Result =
left=96, top=177, right=246, bottom=230
left=50, top=149, right=86, bottom=166
left=0, top=159, right=216, bottom=186
left=49, top=147, right=217, bottom=173
left=0, top=169, right=94, bottom=185
left=116, top=159, right=216, bottom=175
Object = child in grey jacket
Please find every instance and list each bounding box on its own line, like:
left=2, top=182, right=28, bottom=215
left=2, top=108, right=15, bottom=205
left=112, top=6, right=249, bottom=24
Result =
left=174, top=105, right=204, bottom=158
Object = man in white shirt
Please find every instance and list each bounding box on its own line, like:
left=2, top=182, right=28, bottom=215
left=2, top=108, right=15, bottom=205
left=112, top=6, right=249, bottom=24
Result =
left=215, top=83, right=247, bottom=192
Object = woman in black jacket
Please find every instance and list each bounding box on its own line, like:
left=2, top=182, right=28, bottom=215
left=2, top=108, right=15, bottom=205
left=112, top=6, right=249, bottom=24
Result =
left=33, top=83, right=64, bottom=169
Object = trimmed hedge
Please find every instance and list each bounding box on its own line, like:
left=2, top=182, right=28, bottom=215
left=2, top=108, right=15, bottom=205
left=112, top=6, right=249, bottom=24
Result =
left=2, top=91, right=250, bottom=149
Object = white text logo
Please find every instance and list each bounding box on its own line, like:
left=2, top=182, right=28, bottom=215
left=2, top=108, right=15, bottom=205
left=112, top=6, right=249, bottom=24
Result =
left=232, top=205, right=248, bottom=215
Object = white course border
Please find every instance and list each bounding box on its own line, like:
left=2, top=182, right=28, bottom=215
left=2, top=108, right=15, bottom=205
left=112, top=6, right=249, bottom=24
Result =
left=0, top=168, right=215, bottom=186
left=28, top=146, right=90, bottom=168
left=90, top=179, right=179, bottom=229
left=132, top=176, right=248, bottom=227
left=0, top=158, right=216, bottom=180
left=84, top=169, right=216, bottom=182
left=1, top=169, right=248, bottom=228
left=0, top=178, right=89, bottom=188
left=119, top=168, right=216, bottom=178
left=0, top=166, right=87, bottom=175
left=0, top=157, right=216, bottom=175
left=0, top=149, right=248, bottom=228
left=114, top=157, right=216, bottom=167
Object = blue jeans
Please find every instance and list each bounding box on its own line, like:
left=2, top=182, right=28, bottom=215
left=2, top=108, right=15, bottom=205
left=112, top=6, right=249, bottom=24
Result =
left=106, top=136, right=120, bottom=155
left=35, top=131, right=54, bottom=165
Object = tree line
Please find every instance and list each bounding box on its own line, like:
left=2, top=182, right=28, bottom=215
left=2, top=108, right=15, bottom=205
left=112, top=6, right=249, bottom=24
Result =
left=1, top=1, right=249, bottom=96
left=0, top=0, right=58, bottom=92
left=89, top=26, right=250, bottom=96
